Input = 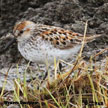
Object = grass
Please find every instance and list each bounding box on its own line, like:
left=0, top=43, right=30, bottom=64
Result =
left=0, top=21, right=108, bottom=108
left=0, top=53, right=108, bottom=108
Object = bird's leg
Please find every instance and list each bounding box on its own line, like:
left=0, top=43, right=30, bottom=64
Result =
left=29, top=61, right=33, bottom=66
left=43, top=61, right=51, bottom=80
left=37, top=64, right=41, bottom=71
left=59, top=62, right=62, bottom=72
left=43, top=62, right=50, bottom=80
left=43, top=70, right=48, bottom=80
left=56, top=61, right=63, bottom=79
left=37, top=63, right=49, bottom=81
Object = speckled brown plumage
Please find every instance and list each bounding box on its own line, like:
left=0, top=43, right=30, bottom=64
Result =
left=13, top=20, right=100, bottom=64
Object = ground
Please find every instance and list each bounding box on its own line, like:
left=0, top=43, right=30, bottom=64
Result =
left=0, top=0, right=108, bottom=92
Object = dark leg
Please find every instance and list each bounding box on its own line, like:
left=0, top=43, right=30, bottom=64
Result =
left=59, top=62, right=62, bottom=72
left=43, top=70, right=48, bottom=80
left=29, top=61, right=33, bottom=65
left=43, top=62, right=50, bottom=80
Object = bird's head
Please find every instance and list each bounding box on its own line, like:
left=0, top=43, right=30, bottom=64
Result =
left=13, top=20, right=35, bottom=41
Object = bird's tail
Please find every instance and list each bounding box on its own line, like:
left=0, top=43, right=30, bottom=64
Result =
left=85, top=34, right=101, bottom=43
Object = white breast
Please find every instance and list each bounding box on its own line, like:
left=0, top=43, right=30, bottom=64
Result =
left=18, top=38, right=81, bottom=64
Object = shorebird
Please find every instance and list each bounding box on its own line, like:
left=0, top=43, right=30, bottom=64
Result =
left=13, top=20, right=100, bottom=79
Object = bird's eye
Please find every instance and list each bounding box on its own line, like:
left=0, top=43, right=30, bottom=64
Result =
left=20, top=30, right=24, bottom=34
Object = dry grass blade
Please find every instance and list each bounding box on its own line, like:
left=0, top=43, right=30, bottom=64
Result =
left=0, top=65, right=12, bottom=96
left=79, top=21, right=88, bottom=58
left=65, top=21, right=88, bottom=79
left=94, top=48, right=108, bottom=57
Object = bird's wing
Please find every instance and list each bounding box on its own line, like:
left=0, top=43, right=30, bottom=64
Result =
left=35, top=24, right=100, bottom=49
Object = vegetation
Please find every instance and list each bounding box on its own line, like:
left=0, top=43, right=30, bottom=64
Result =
left=0, top=22, right=108, bottom=108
